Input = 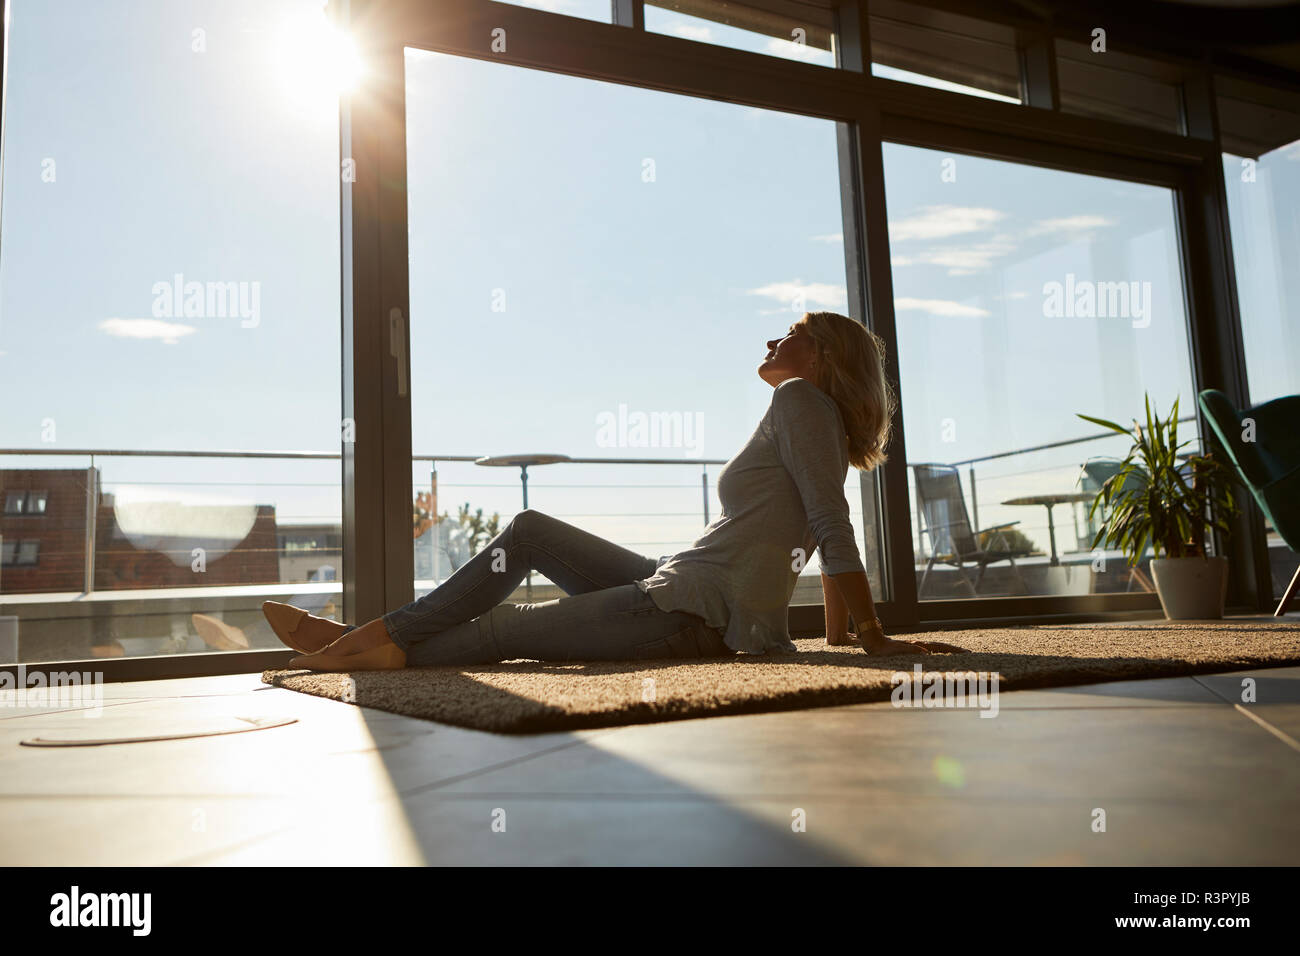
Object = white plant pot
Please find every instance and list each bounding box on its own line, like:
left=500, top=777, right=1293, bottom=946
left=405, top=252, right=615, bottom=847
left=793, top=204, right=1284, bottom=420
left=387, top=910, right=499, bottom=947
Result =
left=1150, top=556, right=1229, bottom=620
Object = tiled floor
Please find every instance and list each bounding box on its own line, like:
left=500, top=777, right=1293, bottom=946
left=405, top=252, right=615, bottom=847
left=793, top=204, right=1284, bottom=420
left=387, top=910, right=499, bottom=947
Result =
left=2, top=658, right=1299, bottom=865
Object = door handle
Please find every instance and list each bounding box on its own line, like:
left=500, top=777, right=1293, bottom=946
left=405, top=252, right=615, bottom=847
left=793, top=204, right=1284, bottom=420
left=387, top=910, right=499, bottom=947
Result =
left=388, top=307, right=408, bottom=398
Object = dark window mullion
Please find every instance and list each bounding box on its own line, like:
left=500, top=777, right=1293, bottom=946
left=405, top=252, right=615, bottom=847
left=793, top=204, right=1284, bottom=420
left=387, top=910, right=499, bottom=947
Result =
left=835, top=0, right=867, bottom=73
left=1020, top=29, right=1058, bottom=110
left=855, top=107, right=920, bottom=627
left=612, top=0, right=645, bottom=30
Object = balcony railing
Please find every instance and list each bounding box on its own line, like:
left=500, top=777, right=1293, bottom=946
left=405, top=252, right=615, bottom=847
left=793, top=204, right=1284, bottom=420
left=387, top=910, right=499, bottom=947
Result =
left=2, top=421, right=1291, bottom=661
left=914, top=415, right=1202, bottom=567
left=1, top=416, right=1206, bottom=602
left=947, top=415, right=1199, bottom=533
left=0, top=414, right=1227, bottom=607
left=0, top=447, right=727, bottom=599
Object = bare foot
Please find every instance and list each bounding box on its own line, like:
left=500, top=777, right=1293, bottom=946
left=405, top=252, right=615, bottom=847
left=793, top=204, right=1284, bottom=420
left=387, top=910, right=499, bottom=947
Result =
left=320, top=617, right=395, bottom=656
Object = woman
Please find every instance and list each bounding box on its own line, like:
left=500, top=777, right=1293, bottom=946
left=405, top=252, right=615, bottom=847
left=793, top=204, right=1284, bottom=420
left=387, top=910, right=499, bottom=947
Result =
left=264, top=311, right=939, bottom=670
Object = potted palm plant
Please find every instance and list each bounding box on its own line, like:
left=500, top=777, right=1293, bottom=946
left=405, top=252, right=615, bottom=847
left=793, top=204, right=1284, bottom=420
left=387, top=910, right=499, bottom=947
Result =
left=1077, top=395, right=1240, bottom=619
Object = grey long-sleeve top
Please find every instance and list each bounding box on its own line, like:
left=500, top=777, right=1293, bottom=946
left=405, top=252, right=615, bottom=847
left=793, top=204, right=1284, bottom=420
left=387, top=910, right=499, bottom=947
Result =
left=637, top=377, right=867, bottom=654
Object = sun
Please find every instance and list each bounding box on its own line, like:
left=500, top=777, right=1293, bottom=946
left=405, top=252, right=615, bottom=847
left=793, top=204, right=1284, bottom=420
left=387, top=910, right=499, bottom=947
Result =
left=274, top=4, right=364, bottom=108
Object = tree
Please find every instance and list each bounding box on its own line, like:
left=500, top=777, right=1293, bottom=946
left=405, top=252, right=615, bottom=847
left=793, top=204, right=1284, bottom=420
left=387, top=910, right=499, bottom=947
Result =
left=411, top=492, right=500, bottom=556
left=457, top=501, right=501, bottom=555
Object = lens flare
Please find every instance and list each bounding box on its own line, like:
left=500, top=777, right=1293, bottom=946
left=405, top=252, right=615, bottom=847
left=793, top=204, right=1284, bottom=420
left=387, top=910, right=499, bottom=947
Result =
left=275, top=6, right=364, bottom=108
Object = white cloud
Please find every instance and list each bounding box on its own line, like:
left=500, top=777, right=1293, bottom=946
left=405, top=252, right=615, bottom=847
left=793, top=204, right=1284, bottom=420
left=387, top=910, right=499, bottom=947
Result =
left=810, top=233, right=843, bottom=244
left=1028, top=214, right=1115, bottom=236
left=749, top=279, right=847, bottom=311
left=894, top=297, right=990, bottom=318
left=889, top=205, right=1004, bottom=241
left=670, top=23, right=713, bottom=42
left=928, top=241, right=1015, bottom=275
left=888, top=237, right=1018, bottom=276
left=100, top=317, right=197, bottom=345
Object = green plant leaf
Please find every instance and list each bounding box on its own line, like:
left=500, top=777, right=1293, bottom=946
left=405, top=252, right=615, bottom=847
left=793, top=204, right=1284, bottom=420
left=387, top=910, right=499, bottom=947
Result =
left=1076, top=413, right=1132, bottom=436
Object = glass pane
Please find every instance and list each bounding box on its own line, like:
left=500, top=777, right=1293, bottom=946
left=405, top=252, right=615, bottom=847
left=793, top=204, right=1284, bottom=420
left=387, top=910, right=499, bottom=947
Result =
left=645, top=0, right=837, bottom=68
left=1055, top=39, right=1183, bottom=134
left=882, top=143, right=1197, bottom=600
left=495, top=0, right=612, bottom=23
left=1219, top=78, right=1300, bottom=603
left=869, top=0, right=1021, bottom=103
left=0, top=0, right=344, bottom=664
left=871, top=63, right=1018, bottom=104
left=404, top=47, right=886, bottom=614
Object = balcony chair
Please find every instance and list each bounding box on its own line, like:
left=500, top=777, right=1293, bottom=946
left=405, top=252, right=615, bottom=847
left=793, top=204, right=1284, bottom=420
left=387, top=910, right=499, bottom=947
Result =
left=913, top=463, right=1031, bottom=598
left=1078, top=458, right=1154, bottom=592
left=1198, top=389, right=1300, bottom=616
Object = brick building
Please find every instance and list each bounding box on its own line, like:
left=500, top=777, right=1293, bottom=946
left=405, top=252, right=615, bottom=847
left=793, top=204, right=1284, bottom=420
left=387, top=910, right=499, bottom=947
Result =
left=1, top=468, right=280, bottom=593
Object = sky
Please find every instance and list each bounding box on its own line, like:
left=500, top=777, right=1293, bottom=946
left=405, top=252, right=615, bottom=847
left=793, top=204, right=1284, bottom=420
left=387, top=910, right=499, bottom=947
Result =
left=1221, top=146, right=1300, bottom=406
left=1, top=0, right=344, bottom=534
left=2, top=0, right=1295, bottom=595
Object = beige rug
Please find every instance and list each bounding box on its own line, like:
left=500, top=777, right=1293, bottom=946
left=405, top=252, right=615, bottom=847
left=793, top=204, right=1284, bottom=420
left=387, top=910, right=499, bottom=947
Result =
left=260, top=620, right=1300, bottom=734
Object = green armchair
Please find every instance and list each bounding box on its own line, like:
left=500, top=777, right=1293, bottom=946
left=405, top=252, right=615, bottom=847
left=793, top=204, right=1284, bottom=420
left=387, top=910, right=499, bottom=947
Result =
left=1198, top=389, right=1300, bottom=615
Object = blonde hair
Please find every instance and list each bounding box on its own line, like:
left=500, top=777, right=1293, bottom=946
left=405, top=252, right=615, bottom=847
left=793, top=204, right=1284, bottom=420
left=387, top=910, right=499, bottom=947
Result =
left=797, top=311, right=896, bottom=471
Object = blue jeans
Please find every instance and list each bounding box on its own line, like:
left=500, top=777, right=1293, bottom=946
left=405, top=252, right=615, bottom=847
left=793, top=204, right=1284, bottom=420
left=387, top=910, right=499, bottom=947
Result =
left=382, top=510, right=734, bottom=667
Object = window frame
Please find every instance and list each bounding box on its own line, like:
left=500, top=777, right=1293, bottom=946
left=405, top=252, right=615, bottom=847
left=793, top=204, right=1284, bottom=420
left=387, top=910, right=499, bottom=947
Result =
left=2, top=0, right=1290, bottom=683
left=353, top=0, right=1267, bottom=633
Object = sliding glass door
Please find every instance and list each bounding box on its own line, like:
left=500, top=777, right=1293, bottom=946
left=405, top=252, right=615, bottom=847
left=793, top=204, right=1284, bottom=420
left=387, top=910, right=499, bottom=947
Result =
left=1217, top=76, right=1300, bottom=603
left=2, top=1, right=1276, bottom=677
left=0, top=0, right=345, bottom=664
left=880, top=142, right=1199, bottom=602
left=400, top=47, right=888, bottom=610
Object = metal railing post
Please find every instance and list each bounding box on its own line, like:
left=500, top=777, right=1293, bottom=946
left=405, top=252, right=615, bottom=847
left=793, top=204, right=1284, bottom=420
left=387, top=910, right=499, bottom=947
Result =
left=83, top=461, right=97, bottom=595
left=430, top=461, right=440, bottom=584
left=701, top=465, right=709, bottom=525
left=519, top=464, right=531, bottom=599
left=913, top=470, right=924, bottom=561
left=968, top=463, right=979, bottom=533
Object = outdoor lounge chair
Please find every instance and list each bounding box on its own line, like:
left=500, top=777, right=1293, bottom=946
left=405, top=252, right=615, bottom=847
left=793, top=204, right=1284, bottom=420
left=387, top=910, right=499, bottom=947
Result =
left=1198, top=389, right=1300, bottom=615
left=1078, top=457, right=1154, bottom=592
left=913, top=463, right=1031, bottom=598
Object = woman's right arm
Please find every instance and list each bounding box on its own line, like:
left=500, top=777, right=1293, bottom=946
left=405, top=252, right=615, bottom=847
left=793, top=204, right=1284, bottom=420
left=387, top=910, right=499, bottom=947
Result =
left=822, top=571, right=852, bottom=645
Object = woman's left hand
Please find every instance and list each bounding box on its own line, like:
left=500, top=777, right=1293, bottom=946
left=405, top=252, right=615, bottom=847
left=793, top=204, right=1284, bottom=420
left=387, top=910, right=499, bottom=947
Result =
left=860, top=636, right=933, bottom=656
left=836, top=632, right=970, bottom=654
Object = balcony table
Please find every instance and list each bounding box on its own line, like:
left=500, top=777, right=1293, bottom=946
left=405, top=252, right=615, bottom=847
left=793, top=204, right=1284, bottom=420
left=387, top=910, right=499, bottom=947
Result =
left=1000, top=492, right=1097, bottom=566
left=474, top=453, right=572, bottom=598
